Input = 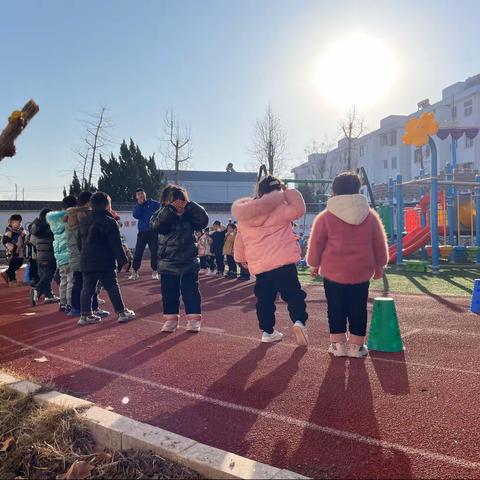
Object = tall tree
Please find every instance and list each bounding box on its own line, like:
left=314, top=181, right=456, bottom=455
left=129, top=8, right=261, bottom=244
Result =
left=161, top=109, right=192, bottom=184
left=250, top=104, right=288, bottom=176
left=98, top=139, right=165, bottom=202
left=339, top=106, right=365, bottom=171
left=74, top=105, right=113, bottom=190
left=68, top=170, right=82, bottom=197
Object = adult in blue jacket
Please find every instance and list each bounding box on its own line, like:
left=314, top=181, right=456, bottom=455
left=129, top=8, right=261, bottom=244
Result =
left=130, top=188, right=161, bottom=280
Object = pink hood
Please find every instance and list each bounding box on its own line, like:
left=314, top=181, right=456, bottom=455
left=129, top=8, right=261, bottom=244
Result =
left=232, top=189, right=305, bottom=275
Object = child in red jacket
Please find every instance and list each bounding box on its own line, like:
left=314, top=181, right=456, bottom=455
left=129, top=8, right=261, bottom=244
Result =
left=307, top=172, right=388, bottom=358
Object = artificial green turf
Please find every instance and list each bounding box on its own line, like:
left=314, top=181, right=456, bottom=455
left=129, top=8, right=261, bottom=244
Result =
left=298, top=266, right=479, bottom=297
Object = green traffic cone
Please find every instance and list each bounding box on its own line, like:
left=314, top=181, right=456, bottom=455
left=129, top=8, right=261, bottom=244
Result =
left=367, top=298, right=404, bottom=352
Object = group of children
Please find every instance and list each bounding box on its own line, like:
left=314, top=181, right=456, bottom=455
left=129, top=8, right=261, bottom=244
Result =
left=196, top=221, right=250, bottom=280
left=2, top=191, right=136, bottom=326
left=2, top=170, right=389, bottom=357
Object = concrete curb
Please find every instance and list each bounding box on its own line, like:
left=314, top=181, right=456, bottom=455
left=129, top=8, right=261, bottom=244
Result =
left=0, top=371, right=308, bottom=479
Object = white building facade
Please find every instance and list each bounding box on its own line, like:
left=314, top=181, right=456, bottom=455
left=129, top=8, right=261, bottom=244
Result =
left=292, top=74, right=480, bottom=185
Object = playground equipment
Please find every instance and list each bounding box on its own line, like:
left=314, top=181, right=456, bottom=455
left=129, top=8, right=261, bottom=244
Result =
left=386, top=112, right=480, bottom=272
left=367, top=298, right=404, bottom=352
left=0, top=100, right=39, bottom=161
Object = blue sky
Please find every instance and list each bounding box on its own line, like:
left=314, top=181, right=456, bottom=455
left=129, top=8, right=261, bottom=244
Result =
left=1, top=0, right=479, bottom=199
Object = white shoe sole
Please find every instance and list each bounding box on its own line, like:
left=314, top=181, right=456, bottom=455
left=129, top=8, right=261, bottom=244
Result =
left=328, top=347, right=347, bottom=357
left=292, top=324, right=308, bottom=346
left=186, top=323, right=201, bottom=332
left=261, top=334, right=284, bottom=343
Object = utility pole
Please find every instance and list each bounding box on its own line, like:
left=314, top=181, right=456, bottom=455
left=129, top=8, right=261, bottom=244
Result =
left=15, top=183, right=17, bottom=201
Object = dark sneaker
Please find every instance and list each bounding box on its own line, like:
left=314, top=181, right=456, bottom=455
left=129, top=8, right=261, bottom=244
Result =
left=67, top=308, right=81, bottom=317
left=44, top=295, right=60, bottom=304
left=31, top=289, right=39, bottom=307
left=59, top=304, right=68, bottom=312
left=94, top=309, right=110, bottom=318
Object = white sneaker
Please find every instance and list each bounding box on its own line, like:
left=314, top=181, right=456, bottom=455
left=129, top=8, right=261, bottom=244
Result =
left=328, top=342, right=347, bottom=357
left=128, top=271, right=139, bottom=280
left=152, top=271, right=159, bottom=280
left=78, top=314, right=102, bottom=326
left=347, top=344, right=369, bottom=358
left=186, top=319, right=201, bottom=332
left=44, top=295, right=60, bottom=304
left=261, top=330, right=284, bottom=343
left=118, top=309, right=136, bottom=323
left=161, top=319, right=179, bottom=333
left=292, top=321, right=308, bottom=346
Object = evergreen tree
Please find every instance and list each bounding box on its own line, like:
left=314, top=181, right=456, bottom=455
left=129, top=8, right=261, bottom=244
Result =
left=68, top=170, right=82, bottom=197
left=63, top=186, right=67, bottom=197
left=97, top=139, right=165, bottom=202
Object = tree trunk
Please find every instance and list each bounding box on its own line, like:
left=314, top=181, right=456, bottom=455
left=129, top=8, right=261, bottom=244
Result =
left=268, top=140, right=274, bottom=175
left=174, top=141, right=180, bottom=184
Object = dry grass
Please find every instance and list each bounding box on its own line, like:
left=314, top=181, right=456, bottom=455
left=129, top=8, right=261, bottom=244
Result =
left=0, top=387, right=202, bottom=479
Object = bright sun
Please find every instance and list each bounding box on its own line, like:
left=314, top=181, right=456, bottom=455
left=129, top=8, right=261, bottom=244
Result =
left=314, top=33, right=399, bottom=110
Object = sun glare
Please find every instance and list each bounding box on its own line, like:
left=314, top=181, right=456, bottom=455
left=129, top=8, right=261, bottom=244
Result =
left=314, top=33, right=399, bottom=110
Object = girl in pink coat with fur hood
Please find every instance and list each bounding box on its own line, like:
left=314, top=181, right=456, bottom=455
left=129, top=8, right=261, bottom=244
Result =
left=232, top=176, right=309, bottom=346
left=307, top=172, right=389, bottom=358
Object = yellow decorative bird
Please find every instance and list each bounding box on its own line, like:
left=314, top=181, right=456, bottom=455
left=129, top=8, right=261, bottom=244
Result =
left=402, top=112, right=439, bottom=147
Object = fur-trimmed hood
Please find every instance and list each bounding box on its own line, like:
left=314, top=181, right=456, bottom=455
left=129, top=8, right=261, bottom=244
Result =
left=327, top=194, right=370, bottom=226
left=232, top=190, right=287, bottom=224
left=65, top=206, right=90, bottom=229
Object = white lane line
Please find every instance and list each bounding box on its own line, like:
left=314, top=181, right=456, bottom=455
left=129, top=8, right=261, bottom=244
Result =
left=401, top=328, right=423, bottom=338
left=1, top=333, right=480, bottom=471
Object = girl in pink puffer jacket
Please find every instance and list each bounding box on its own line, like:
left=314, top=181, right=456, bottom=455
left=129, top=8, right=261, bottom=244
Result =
left=232, top=176, right=309, bottom=346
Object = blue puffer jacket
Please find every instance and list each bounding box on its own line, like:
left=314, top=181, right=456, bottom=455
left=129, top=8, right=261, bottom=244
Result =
left=46, top=210, right=69, bottom=267
left=133, top=199, right=161, bottom=232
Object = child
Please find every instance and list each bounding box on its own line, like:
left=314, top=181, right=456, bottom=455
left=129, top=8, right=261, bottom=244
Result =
left=78, top=192, right=135, bottom=326
left=232, top=175, right=309, bottom=346
left=150, top=184, right=208, bottom=333
left=210, top=221, right=226, bottom=276
left=223, top=223, right=238, bottom=278
left=65, top=191, right=106, bottom=318
left=200, top=227, right=215, bottom=275
left=1, top=214, right=26, bottom=285
left=307, top=172, right=389, bottom=358
left=29, top=209, right=59, bottom=305
left=197, top=229, right=211, bottom=273
left=47, top=196, right=77, bottom=311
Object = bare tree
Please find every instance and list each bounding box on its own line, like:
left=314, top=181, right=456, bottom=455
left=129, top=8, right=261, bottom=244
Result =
left=161, top=109, right=192, bottom=185
left=339, top=106, right=365, bottom=171
left=303, top=138, right=334, bottom=195
left=74, top=106, right=113, bottom=189
left=250, top=104, right=287, bottom=176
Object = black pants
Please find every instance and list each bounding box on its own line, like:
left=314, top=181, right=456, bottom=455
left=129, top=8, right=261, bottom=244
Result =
left=239, top=264, right=250, bottom=279
left=72, top=271, right=98, bottom=311
left=35, top=261, right=56, bottom=297
left=133, top=230, right=158, bottom=272
left=207, top=256, right=215, bottom=271
left=160, top=271, right=201, bottom=315
left=254, top=264, right=308, bottom=334
left=81, top=271, right=125, bottom=315
left=6, top=257, right=23, bottom=281
left=199, top=256, right=207, bottom=269
left=29, top=259, right=40, bottom=286
left=226, top=255, right=237, bottom=275
left=214, top=253, right=224, bottom=273
left=323, top=278, right=370, bottom=337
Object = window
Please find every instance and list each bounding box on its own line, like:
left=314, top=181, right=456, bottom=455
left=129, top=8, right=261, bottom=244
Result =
left=414, top=148, right=423, bottom=164
left=383, top=160, right=388, bottom=169
left=380, top=134, right=388, bottom=146
left=425, top=145, right=431, bottom=158
left=389, top=131, right=397, bottom=146
left=464, top=99, right=473, bottom=117
left=466, top=136, right=474, bottom=148
left=452, top=105, right=457, bottom=118
left=391, top=157, right=397, bottom=169
left=360, top=145, right=365, bottom=156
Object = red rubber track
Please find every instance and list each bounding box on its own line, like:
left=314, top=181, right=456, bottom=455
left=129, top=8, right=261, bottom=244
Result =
left=1, top=264, right=480, bottom=479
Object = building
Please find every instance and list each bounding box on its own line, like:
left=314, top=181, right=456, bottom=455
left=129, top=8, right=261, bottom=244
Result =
left=292, top=73, right=480, bottom=189
left=163, top=170, right=257, bottom=204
